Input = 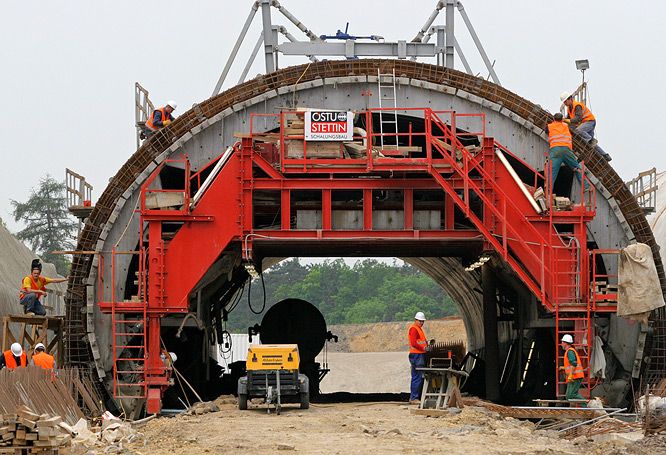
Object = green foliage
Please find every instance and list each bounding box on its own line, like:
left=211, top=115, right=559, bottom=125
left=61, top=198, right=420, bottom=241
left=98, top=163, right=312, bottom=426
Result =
left=11, top=175, right=77, bottom=275
left=225, top=258, right=458, bottom=332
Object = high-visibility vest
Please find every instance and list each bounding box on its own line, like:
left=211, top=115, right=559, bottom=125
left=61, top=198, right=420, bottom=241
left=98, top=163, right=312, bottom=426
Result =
left=547, top=121, right=573, bottom=149
left=563, top=347, right=585, bottom=381
left=567, top=100, right=595, bottom=123
left=3, top=350, right=27, bottom=369
left=145, top=107, right=169, bottom=131
left=32, top=352, right=55, bottom=370
left=408, top=322, right=428, bottom=354
left=19, top=275, right=46, bottom=300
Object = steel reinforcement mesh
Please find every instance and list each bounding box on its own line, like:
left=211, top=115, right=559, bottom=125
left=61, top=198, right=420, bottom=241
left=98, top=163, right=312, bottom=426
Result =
left=64, top=59, right=666, bottom=383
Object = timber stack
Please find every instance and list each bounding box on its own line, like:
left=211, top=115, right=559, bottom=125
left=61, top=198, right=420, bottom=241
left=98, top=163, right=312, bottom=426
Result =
left=0, top=406, right=74, bottom=454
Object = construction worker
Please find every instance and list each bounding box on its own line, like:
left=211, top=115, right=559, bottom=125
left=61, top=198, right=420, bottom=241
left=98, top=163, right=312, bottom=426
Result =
left=19, top=259, right=67, bottom=316
left=559, top=92, right=611, bottom=162
left=559, top=334, right=586, bottom=404
left=144, top=101, right=177, bottom=137
left=545, top=113, right=582, bottom=192
left=30, top=343, right=55, bottom=370
left=408, top=311, right=428, bottom=404
left=0, top=343, right=27, bottom=370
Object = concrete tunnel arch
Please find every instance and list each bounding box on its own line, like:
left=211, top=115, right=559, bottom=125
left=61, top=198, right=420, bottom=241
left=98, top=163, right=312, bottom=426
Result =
left=65, top=59, right=666, bottom=409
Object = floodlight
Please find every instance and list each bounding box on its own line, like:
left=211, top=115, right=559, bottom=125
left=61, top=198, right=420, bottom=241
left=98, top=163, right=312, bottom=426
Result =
left=575, top=59, right=589, bottom=71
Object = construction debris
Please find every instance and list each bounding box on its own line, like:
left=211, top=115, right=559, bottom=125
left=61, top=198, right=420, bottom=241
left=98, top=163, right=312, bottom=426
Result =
left=639, top=381, right=666, bottom=435
left=0, top=405, right=73, bottom=453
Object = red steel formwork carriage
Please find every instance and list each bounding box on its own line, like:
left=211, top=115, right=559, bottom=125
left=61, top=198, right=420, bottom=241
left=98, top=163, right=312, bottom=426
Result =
left=97, top=107, right=617, bottom=413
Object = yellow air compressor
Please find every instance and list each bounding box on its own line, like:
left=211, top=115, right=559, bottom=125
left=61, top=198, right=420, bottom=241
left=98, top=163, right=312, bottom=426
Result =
left=237, top=344, right=310, bottom=413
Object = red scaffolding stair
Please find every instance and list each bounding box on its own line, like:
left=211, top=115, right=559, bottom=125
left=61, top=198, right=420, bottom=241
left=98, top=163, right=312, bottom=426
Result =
left=97, top=107, right=618, bottom=411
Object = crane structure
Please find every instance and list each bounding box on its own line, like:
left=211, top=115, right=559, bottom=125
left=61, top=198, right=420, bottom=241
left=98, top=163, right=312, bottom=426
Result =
left=96, top=106, right=617, bottom=413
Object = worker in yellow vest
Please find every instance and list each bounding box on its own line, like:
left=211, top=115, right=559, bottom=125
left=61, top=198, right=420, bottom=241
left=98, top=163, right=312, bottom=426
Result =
left=31, top=343, right=55, bottom=370
left=0, top=343, right=27, bottom=370
left=559, top=334, right=586, bottom=403
left=19, top=260, right=67, bottom=316
left=143, top=101, right=177, bottom=138
left=407, top=311, right=429, bottom=404
left=559, top=92, right=611, bottom=162
left=544, top=113, right=582, bottom=193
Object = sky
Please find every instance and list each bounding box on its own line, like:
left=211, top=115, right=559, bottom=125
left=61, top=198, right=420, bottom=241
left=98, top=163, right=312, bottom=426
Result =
left=1, top=0, right=665, bottom=234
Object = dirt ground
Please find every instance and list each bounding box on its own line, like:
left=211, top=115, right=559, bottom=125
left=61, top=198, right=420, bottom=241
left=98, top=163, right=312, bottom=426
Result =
left=120, top=399, right=651, bottom=455
left=328, top=318, right=466, bottom=353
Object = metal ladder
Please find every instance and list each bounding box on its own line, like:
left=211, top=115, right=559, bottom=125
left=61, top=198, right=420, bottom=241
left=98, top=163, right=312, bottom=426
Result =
left=377, top=69, right=399, bottom=150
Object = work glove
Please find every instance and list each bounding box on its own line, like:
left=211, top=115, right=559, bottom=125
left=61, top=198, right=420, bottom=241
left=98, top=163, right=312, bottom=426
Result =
left=567, top=375, right=573, bottom=382
left=563, top=119, right=571, bottom=124
left=163, top=120, right=172, bottom=126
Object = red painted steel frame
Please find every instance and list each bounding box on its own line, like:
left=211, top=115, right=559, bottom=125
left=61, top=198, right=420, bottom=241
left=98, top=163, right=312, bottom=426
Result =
left=97, top=107, right=615, bottom=411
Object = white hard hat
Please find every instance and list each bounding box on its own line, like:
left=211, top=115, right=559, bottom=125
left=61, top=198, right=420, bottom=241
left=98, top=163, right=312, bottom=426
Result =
left=166, top=100, right=177, bottom=110
left=169, top=352, right=177, bottom=363
left=10, top=343, right=22, bottom=356
left=561, top=334, right=574, bottom=344
left=414, top=312, right=426, bottom=321
left=559, top=91, right=572, bottom=102
left=34, top=343, right=45, bottom=352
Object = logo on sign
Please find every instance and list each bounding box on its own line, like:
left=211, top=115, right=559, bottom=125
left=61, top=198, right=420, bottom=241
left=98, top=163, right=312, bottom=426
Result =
left=305, top=111, right=354, bottom=141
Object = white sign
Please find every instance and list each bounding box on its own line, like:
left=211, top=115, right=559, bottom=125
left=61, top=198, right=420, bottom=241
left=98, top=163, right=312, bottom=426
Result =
left=304, top=110, right=354, bottom=141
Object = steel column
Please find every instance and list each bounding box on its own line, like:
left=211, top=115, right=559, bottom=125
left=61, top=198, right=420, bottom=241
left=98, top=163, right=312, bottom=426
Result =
left=483, top=263, right=500, bottom=401
left=260, top=0, right=275, bottom=74
left=444, top=0, right=455, bottom=68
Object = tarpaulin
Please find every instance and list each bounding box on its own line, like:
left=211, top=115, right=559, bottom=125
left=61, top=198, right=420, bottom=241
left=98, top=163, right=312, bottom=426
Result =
left=618, top=243, right=665, bottom=322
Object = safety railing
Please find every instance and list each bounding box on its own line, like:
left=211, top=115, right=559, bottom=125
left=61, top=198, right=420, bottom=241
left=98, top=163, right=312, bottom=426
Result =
left=543, top=158, right=597, bottom=213
left=248, top=108, right=487, bottom=174
left=97, top=248, right=146, bottom=306
left=140, top=157, right=191, bottom=215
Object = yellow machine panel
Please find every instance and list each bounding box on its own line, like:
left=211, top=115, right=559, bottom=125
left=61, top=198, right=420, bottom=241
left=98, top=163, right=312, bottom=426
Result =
left=246, top=344, right=300, bottom=371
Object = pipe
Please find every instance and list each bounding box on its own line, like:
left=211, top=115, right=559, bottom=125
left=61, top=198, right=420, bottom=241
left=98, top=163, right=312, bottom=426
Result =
left=495, top=150, right=542, bottom=214
left=278, top=26, right=317, bottom=62
left=354, top=127, right=367, bottom=147
left=411, top=1, right=444, bottom=42
left=238, top=32, right=264, bottom=84
left=271, top=0, right=321, bottom=42
left=212, top=1, right=259, bottom=96
left=456, top=1, right=501, bottom=85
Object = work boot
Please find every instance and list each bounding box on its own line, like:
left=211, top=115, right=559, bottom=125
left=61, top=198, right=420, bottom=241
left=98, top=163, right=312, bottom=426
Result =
left=589, top=138, right=598, bottom=147
left=409, top=399, right=420, bottom=405
left=603, top=154, right=612, bottom=162
left=26, top=312, right=35, bottom=316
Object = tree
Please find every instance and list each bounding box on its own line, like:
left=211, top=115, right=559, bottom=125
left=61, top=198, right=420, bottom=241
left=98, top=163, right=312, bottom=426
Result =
left=11, top=175, right=77, bottom=275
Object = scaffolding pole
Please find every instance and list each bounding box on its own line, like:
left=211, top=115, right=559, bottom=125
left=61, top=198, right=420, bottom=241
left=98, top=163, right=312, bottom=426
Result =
left=212, top=1, right=260, bottom=95
left=456, top=1, right=501, bottom=85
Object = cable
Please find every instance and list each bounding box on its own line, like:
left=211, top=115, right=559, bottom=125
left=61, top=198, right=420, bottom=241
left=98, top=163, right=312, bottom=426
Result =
left=247, top=273, right=266, bottom=314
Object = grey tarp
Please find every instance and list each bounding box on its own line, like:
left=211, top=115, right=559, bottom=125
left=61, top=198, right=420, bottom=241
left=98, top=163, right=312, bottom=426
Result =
left=618, top=243, right=665, bottom=322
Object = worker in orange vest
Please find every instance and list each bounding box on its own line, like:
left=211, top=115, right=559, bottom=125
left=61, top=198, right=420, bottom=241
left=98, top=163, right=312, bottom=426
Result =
left=408, top=311, right=429, bottom=404
left=19, top=260, right=67, bottom=316
left=144, top=101, right=177, bottom=138
left=0, top=343, right=27, bottom=370
left=558, top=334, right=586, bottom=403
left=559, top=92, right=611, bottom=162
left=31, top=343, right=55, bottom=370
left=544, top=113, right=582, bottom=193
